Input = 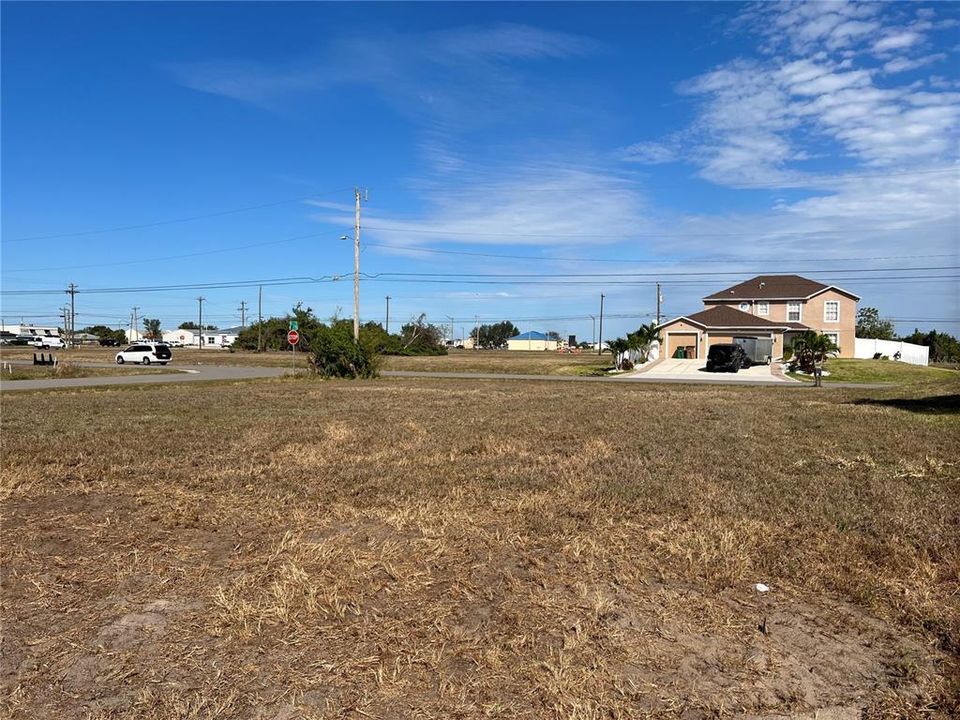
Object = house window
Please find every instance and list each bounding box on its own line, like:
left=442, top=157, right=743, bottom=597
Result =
left=824, top=300, right=839, bottom=323
left=738, top=302, right=751, bottom=312
left=757, top=301, right=769, bottom=316
left=787, top=301, right=802, bottom=322
left=824, top=332, right=840, bottom=352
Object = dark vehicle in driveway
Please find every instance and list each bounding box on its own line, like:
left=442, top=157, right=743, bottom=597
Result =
left=706, top=343, right=749, bottom=372
left=99, top=338, right=121, bottom=347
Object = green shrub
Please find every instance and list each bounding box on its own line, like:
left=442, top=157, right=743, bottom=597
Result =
left=308, top=323, right=380, bottom=379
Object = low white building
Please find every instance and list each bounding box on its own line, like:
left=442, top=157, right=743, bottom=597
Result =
left=200, top=326, right=243, bottom=349
left=507, top=331, right=561, bottom=352
left=162, top=328, right=198, bottom=346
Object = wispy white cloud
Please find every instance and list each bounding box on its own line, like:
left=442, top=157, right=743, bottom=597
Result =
left=873, top=30, right=924, bottom=53
left=637, top=2, right=959, bottom=187
left=883, top=52, right=947, bottom=74
left=617, top=141, right=677, bottom=165
left=311, top=159, right=652, bottom=250
left=167, top=23, right=595, bottom=122
left=613, top=0, right=959, bottom=322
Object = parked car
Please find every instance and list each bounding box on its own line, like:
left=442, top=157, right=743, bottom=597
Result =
left=99, top=338, right=122, bottom=347
left=705, top=343, right=749, bottom=372
left=28, top=335, right=65, bottom=349
left=116, top=343, right=172, bottom=365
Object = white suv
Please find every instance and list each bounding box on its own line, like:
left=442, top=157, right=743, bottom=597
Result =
left=116, top=343, right=173, bottom=365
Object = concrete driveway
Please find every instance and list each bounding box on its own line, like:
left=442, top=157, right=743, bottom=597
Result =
left=629, top=358, right=793, bottom=383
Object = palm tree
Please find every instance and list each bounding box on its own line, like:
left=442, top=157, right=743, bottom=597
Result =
left=791, top=331, right=839, bottom=386
left=606, top=337, right=630, bottom=370
left=627, top=322, right=660, bottom=362
left=142, top=318, right=162, bottom=341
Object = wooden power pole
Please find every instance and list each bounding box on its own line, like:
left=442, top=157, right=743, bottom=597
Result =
left=598, top=293, right=605, bottom=356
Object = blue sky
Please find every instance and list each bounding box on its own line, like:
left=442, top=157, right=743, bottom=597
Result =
left=2, top=1, right=958, bottom=340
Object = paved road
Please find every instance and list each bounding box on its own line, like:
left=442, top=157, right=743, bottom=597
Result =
left=0, top=364, right=286, bottom=392
left=1, top=363, right=882, bottom=391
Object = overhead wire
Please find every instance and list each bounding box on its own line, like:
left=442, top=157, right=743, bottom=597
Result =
left=3, top=186, right=355, bottom=243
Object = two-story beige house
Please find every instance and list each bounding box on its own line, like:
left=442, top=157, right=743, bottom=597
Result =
left=657, top=275, right=859, bottom=360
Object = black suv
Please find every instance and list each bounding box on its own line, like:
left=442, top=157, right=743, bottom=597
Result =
left=706, top=343, right=749, bottom=372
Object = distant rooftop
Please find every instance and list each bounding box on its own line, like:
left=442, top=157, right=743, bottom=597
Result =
left=510, top=331, right=549, bottom=341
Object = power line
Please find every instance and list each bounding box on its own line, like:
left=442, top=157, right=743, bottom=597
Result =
left=361, top=223, right=960, bottom=240
left=2, top=231, right=332, bottom=273
left=3, top=186, right=354, bottom=243
left=363, top=265, right=959, bottom=280
left=2, top=269, right=956, bottom=297
left=363, top=241, right=956, bottom=266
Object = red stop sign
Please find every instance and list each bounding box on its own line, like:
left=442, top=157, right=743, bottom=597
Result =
left=287, top=329, right=300, bottom=346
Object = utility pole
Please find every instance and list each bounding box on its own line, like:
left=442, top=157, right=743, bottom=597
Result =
left=598, top=293, right=605, bottom=356
left=238, top=300, right=248, bottom=328
left=257, top=286, right=263, bottom=352
left=197, top=297, right=205, bottom=348
left=385, top=295, right=391, bottom=334
left=446, top=316, right=454, bottom=346
left=589, top=314, right=596, bottom=348
left=352, top=187, right=367, bottom=342
left=474, top=315, right=480, bottom=350
left=132, top=306, right=140, bottom=343
left=60, top=306, right=70, bottom=342
left=656, top=282, right=662, bottom=325
left=66, top=283, right=77, bottom=348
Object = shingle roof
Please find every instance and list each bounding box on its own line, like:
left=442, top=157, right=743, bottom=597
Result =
left=510, top=331, right=549, bottom=340
left=661, top=305, right=810, bottom=330
left=703, top=274, right=859, bottom=301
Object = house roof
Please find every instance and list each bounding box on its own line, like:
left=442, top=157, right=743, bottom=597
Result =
left=658, top=305, right=810, bottom=331
left=214, top=326, right=245, bottom=335
left=510, top=331, right=549, bottom=341
left=703, top=274, right=860, bottom=301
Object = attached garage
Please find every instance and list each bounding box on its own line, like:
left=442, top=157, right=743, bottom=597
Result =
left=665, top=332, right=699, bottom=359
left=658, top=306, right=809, bottom=363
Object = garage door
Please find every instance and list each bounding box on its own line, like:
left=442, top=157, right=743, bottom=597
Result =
left=666, top=333, right=698, bottom=359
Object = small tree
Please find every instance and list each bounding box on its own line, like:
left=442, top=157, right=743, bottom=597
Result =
left=308, top=322, right=380, bottom=379
left=397, top=314, right=447, bottom=355
left=791, top=331, right=839, bottom=386
left=606, top=337, right=631, bottom=370
left=470, top=320, right=519, bottom=349
left=142, top=318, right=162, bottom=340
left=626, top=322, right=660, bottom=362
left=856, top=307, right=895, bottom=340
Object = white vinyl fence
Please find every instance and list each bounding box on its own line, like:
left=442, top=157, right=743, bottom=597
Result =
left=620, top=340, right=660, bottom=369
left=854, top=338, right=929, bottom=366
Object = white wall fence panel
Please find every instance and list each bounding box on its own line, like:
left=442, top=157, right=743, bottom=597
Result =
left=854, top=338, right=929, bottom=366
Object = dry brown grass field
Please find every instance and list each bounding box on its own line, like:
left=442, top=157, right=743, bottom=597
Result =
left=2, top=376, right=958, bottom=719
left=0, top=346, right=608, bottom=375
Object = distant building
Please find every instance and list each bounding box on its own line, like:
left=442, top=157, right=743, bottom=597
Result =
left=200, top=326, right=244, bottom=348
left=4, top=324, right=60, bottom=338
left=162, top=328, right=198, bottom=346
left=507, top=331, right=561, bottom=352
